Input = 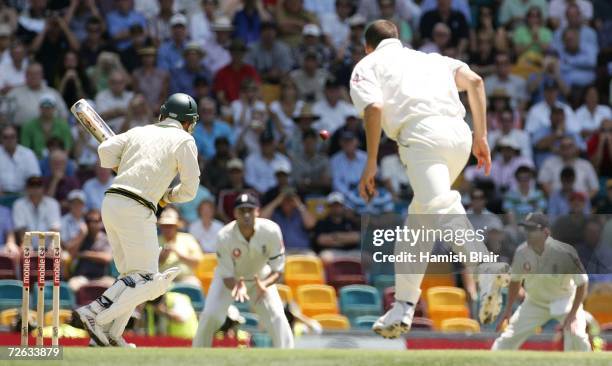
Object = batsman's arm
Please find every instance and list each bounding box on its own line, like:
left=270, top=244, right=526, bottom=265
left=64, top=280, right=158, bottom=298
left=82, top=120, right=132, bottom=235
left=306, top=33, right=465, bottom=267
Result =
left=162, top=139, right=200, bottom=205
left=98, top=133, right=127, bottom=170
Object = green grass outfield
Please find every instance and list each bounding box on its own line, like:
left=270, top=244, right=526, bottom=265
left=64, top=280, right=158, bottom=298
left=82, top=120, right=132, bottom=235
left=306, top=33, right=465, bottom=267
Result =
left=5, top=348, right=611, bottom=366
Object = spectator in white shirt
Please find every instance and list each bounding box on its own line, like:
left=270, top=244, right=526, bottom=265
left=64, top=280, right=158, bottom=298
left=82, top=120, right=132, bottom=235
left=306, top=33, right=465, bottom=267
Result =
left=289, top=51, right=330, bottom=103
left=82, top=162, right=114, bottom=210
left=319, top=0, right=353, bottom=51
left=94, top=70, right=134, bottom=131
left=244, top=133, right=292, bottom=194
left=0, top=125, right=41, bottom=194
left=488, top=109, right=533, bottom=161
left=312, top=78, right=356, bottom=134
left=525, top=79, right=578, bottom=136
left=0, top=41, right=28, bottom=94
left=201, top=16, right=232, bottom=75
left=538, top=136, right=599, bottom=198
left=188, top=195, right=223, bottom=253
left=12, top=176, right=61, bottom=243
left=575, top=85, right=612, bottom=138
left=484, top=53, right=528, bottom=111
left=60, top=189, right=87, bottom=246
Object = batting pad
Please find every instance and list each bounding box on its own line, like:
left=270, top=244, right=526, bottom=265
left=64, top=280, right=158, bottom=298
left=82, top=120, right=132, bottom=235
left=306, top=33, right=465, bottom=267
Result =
left=95, top=267, right=180, bottom=325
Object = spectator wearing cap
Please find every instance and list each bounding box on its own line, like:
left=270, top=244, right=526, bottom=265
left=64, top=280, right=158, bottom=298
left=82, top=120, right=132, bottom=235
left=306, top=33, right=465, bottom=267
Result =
left=60, top=189, right=87, bottom=246
left=188, top=195, right=223, bottom=252
left=244, top=133, right=291, bottom=194
left=158, top=207, right=204, bottom=286
left=200, top=16, right=232, bottom=75
left=170, top=42, right=212, bottom=97
left=552, top=4, right=598, bottom=61
left=467, top=188, right=504, bottom=233
left=549, top=0, right=593, bottom=29
left=106, top=0, right=147, bottom=50
left=488, top=109, right=532, bottom=161
left=319, top=0, right=353, bottom=51
left=484, top=53, right=528, bottom=112
left=0, top=41, right=28, bottom=94
left=157, top=13, right=189, bottom=71
left=337, top=14, right=366, bottom=65
left=146, top=0, right=175, bottom=44
left=192, top=97, right=235, bottom=161
left=20, top=95, right=73, bottom=158
left=43, top=149, right=81, bottom=212
left=291, top=129, right=331, bottom=196
left=12, top=176, right=61, bottom=241
left=189, top=0, right=219, bottom=47
left=261, top=159, right=295, bottom=206
left=244, top=21, right=294, bottom=84
left=78, top=17, right=117, bottom=70
left=118, top=24, right=154, bottom=72
left=503, top=166, right=547, bottom=222
left=328, top=109, right=366, bottom=156
left=213, top=39, right=261, bottom=105
left=548, top=167, right=591, bottom=220
left=0, top=203, right=18, bottom=257
left=268, top=78, right=305, bottom=139
left=289, top=51, right=329, bottom=102
left=276, top=0, right=318, bottom=48
left=419, top=22, right=451, bottom=54
left=201, top=137, right=233, bottom=195
left=94, top=70, right=134, bottom=131
left=233, top=0, right=272, bottom=45
left=132, top=46, right=170, bottom=112
left=312, top=78, right=356, bottom=134
left=286, top=103, right=320, bottom=159
left=7, top=63, right=68, bottom=126
left=330, top=130, right=367, bottom=198
left=525, top=79, right=578, bottom=139
left=577, top=87, right=612, bottom=138
left=419, top=0, right=469, bottom=55
left=497, top=0, right=548, bottom=29
left=0, top=125, right=40, bottom=199
left=216, top=159, right=258, bottom=221
left=66, top=209, right=114, bottom=292
left=587, top=119, right=612, bottom=180
left=554, top=27, right=597, bottom=91
left=538, top=136, right=599, bottom=198
left=593, top=180, right=612, bottom=214
left=512, top=6, right=552, bottom=57
left=313, top=191, right=360, bottom=261
left=292, top=23, right=334, bottom=70
left=260, top=185, right=316, bottom=253
left=82, top=162, right=114, bottom=210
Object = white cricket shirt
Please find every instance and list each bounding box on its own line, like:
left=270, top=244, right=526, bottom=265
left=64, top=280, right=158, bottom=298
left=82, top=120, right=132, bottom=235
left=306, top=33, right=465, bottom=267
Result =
left=350, top=38, right=467, bottom=141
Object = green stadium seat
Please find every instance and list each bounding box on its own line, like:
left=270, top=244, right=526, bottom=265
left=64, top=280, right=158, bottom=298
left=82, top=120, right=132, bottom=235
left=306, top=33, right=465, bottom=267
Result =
left=339, top=285, right=382, bottom=321
left=0, top=279, right=23, bottom=311
left=169, top=283, right=205, bottom=313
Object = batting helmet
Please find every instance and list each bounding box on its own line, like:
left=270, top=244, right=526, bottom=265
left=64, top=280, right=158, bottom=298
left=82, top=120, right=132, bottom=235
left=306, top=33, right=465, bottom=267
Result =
left=159, top=93, right=199, bottom=124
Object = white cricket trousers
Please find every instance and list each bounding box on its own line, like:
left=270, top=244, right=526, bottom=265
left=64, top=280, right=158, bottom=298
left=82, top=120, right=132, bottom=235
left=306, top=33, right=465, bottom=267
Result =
left=192, top=269, right=294, bottom=348
left=393, top=116, right=488, bottom=304
left=492, top=301, right=591, bottom=351
left=101, top=194, right=161, bottom=275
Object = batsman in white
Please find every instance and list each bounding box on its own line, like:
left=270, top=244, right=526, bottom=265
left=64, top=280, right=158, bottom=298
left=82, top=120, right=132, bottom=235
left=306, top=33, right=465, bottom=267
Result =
left=73, top=93, right=200, bottom=346
left=350, top=20, right=509, bottom=338
left=492, top=213, right=591, bottom=351
left=192, top=192, right=294, bottom=348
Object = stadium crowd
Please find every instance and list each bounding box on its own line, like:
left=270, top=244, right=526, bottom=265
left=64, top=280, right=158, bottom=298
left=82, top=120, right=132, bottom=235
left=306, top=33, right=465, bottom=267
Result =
left=0, top=0, right=612, bottom=337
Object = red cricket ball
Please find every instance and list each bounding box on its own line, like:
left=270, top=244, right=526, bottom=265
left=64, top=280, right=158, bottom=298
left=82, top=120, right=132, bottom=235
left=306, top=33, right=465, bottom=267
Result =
left=319, top=129, right=330, bottom=140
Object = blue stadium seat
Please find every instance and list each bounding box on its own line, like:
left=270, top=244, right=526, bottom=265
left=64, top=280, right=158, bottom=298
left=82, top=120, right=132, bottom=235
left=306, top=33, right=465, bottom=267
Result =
left=252, top=332, right=272, bottom=348
left=0, top=279, right=23, bottom=311
left=31, top=281, right=76, bottom=310
left=371, top=274, right=395, bottom=296
left=234, top=300, right=251, bottom=313
left=353, top=315, right=379, bottom=329
left=169, top=283, right=205, bottom=313
left=242, top=312, right=259, bottom=330
left=339, top=285, right=382, bottom=322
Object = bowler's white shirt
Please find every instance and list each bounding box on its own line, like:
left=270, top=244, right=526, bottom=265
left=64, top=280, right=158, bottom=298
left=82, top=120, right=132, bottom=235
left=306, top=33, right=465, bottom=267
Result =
left=350, top=39, right=466, bottom=141
left=215, top=218, right=285, bottom=279
left=98, top=119, right=200, bottom=205
left=0, top=145, right=41, bottom=192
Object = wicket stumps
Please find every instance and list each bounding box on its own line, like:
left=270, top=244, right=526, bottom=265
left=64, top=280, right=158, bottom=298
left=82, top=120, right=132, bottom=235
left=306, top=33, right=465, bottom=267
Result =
left=21, top=231, right=61, bottom=346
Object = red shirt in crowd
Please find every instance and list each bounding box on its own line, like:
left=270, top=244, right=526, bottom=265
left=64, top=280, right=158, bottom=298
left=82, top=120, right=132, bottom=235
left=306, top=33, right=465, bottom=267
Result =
left=213, top=64, right=261, bottom=102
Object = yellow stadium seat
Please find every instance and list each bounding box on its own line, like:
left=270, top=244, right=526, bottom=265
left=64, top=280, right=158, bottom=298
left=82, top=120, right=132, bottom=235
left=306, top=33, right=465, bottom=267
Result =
left=45, top=309, right=73, bottom=325
left=584, top=290, right=612, bottom=324
left=420, top=273, right=455, bottom=295
left=284, top=255, right=325, bottom=296
left=305, top=197, right=329, bottom=220
left=276, top=284, right=293, bottom=304
left=313, top=314, right=350, bottom=330
left=441, top=317, right=480, bottom=333
left=296, top=284, right=338, bottom=317
left=0, top=308, right=19, bottom=326
left=196, top=253, right=217, bottom=295
left=426, top=286, right=470, bottom=330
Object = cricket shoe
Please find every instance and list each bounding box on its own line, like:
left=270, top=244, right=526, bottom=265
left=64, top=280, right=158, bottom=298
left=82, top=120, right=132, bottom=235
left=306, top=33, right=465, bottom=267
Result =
left=72, top=306, right=110, bottom=346
left=477, top=262, right=511, bottom=324
left=372, top=301, right=414, bottom=339
left=107, top=335, right=136, bottom=348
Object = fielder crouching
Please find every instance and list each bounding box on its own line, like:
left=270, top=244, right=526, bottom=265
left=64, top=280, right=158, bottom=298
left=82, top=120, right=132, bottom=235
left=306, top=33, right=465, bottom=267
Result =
left=72, top=93, right=201, bottom=347
left=192, top=193, right=294, bottom=348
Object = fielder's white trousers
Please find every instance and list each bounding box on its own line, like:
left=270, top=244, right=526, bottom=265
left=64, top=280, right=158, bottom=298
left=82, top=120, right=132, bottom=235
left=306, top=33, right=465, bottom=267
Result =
left=492, top=301, right=591, bottom=351
left=393, top=116, right=487, bottom=304
left=192, top=269, right=294, bottom=348
left=101, top=194, right=160, bottom=275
